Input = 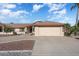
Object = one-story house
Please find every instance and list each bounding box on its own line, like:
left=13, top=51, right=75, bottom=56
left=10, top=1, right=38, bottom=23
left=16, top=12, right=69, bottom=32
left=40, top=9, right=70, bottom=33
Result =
left=33, top=21, right=64, bottom=36
left=0, top=23, right=32, bottom=35
left=5, top=24, right=32, bottom=34
left=0, top=21, right=64, bottom=36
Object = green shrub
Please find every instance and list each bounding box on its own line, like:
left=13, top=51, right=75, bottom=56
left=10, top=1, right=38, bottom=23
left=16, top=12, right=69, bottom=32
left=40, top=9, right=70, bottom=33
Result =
left=4, top=28, right=14, bottom=33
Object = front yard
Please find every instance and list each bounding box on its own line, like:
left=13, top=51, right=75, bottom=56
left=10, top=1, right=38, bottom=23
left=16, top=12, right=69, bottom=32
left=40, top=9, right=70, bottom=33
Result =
left=0, top=35, right=79, bottom=56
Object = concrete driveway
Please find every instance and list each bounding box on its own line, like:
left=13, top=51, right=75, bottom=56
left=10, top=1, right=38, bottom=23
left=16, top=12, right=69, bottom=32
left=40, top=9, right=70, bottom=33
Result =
left=32, top=36, right=79, bottom=56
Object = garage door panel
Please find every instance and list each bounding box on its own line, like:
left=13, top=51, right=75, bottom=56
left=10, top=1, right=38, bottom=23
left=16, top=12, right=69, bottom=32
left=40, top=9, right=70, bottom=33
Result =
left=39, top=27, right=61, bottom=36
left=35, top=27, right=64, bottom=36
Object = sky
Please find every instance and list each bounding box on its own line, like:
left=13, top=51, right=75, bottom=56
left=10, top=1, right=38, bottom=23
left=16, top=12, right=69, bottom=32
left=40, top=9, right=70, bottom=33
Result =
left=0, top=3, right=78, bottom=26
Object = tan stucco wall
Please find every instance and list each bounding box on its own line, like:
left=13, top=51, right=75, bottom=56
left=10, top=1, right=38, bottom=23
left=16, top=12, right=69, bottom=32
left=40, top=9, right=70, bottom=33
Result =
left=34, top=27, right=64, bottom=36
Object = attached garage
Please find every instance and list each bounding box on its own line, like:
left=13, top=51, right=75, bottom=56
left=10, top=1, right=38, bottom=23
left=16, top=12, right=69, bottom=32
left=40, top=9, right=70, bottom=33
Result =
left=33, top=21, right=64, bottom=36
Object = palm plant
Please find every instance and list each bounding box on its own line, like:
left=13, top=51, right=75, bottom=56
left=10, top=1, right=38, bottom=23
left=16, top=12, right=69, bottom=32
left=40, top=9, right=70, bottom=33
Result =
left=71, top=3, right=79, bottom=35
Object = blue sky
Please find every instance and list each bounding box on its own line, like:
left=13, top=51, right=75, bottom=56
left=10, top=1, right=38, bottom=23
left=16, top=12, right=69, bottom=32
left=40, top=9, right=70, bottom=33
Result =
left=0, top=3, right=78, bottom=25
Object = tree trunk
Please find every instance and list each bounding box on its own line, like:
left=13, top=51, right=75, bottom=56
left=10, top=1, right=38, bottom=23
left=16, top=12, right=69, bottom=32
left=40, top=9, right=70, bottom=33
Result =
left=76, top=7, right=79, bottom=28
left=75, top=7, right=79, bottom=36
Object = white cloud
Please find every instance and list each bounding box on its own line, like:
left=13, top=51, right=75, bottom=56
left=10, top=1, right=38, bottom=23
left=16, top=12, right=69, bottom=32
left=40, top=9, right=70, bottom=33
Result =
left=9, top=10, right=29, bottom=17
left=0, top=9, right=11, bottom=15
left=3, top=4, right=16, bottom=9
left=33, top=19, right=43, bottom=22
left=0, top=9, right=29, bottom=23
left=47, top=3, right=66, bottom=13
left=53, top=9, right=67, bottom=17
left=59, top=16, right=75, bottom=26
left=53, top=9, right=66, bottom=14
left=32, top=4, right=44, bottom=12
left=16, top=10, right=29, bottom=15
left=0, top=10, right=29, bottom=23
left=0, top=9, right=29, bottom=17
left=0, top=3, right=30, bottom=23
left=47, top=7, right=72, bottom=24
left=47, top=13, right=75, bottom=26
left=0, top=3, right=29, bottom=18
left=47, top=8, right=67, bottom=21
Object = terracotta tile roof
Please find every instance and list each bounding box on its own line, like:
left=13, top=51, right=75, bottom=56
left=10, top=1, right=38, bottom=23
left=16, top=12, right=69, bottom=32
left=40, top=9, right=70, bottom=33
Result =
left=5, top=24, right=32, bottom=28
left=0, top=21, right=64, bottom=28
left=33, top=21, right=64, bottom=27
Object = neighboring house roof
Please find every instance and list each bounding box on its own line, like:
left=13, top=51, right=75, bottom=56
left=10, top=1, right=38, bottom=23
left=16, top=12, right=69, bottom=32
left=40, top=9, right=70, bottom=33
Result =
left=0, top=23, right=5, bottom=27
left=33, top=21, right=64, bottom=27
left=4, top=24, right=32, bottom=28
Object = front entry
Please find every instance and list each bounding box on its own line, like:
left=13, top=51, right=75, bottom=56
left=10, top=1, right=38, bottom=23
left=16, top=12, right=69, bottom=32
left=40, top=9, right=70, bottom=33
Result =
left=27, top=27, right=32, bottom=33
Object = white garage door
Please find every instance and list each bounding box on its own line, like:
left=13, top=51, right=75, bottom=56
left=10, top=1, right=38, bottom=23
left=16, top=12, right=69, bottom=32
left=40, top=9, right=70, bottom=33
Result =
left=35, top=27, right=64, bottom=36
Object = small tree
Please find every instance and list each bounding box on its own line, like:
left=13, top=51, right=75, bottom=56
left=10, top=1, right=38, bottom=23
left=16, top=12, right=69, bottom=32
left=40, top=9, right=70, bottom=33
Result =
left=74, top=20, right=79, bottom=35
left=4, top=27, right=14, bottom=33
left=64, top=23, right=71, bottom=36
